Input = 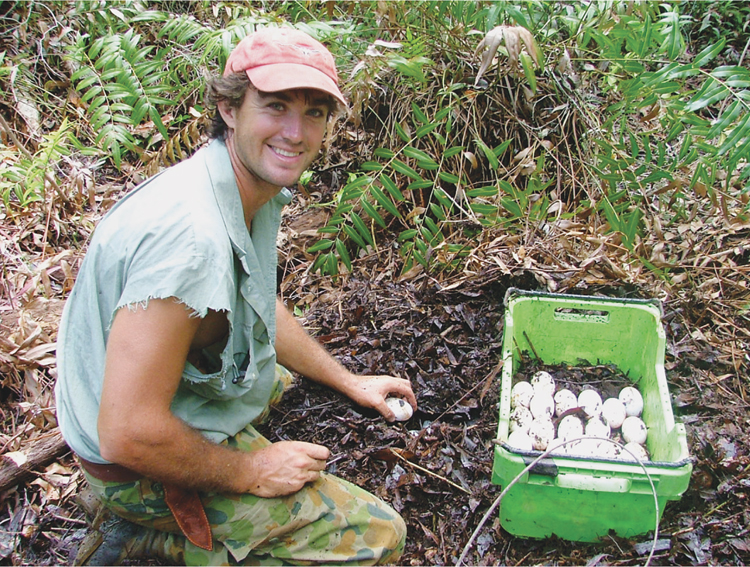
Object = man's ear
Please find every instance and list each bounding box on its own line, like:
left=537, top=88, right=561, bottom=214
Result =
left=217, top=99, right=237, bottom=130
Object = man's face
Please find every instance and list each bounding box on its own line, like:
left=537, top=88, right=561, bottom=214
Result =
left=221, top=87, right=330, bottom=191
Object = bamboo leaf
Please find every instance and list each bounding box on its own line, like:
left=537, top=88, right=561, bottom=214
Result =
left=411, top=101, right=429, bottom=124
left=475, top=139, right=499, bottom=169
left=335, top=238, right=352, bottom=272
left=370, top=185, right=402, bottom=218
left=360, top=199, right=386, bottom=228
left=380, top=175, right=405, bottom=201
left=391, top=159, right=423, bottom=181
left=342, top=223, right=367, bottom=249
left=693, top=39, right=726, bottom=67
left=350, top=212, right=374, bottom=245
left=520, top=51, right=537, bottom=94
left=308, top=239, right=334, bottom=253
left=415, top=122, right=439, bottom=138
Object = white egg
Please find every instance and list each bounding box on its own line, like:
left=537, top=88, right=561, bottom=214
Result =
left=509, top=406, right=533, bottom=433
left=529, top=392, right=555, bottom=420
left=557, top=415, right=584, bottom=441
left=601, top=397, right=627, bottom=429
left=511, top=381, right=534, bottom=408
left=569, top=438, right=598, bottom=458
left=507, top=430, right=533, bottom=452
left=577, top=389, right=603, bottom=419
left=548, top=437, right=567, bottom=456
left=619, top=386, right=644, bottom=417
left=621, top=416, right=648, bottom=445
left=385, top=397, right=413, bottom=421
left=529, top=418, right=556, bottom=451
left=585, top=416, right=611, bottom=439
left=621, top=442, right=649, bottom=462
left=531, top=371, right=556, bottom=396
left=554, top=388, right=578, bottom=417
left=596, top=439, right=621, bottom=459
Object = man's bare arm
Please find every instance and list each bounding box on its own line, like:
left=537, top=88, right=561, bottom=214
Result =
left=274, top=299, right=417, bottom=421
left=98, top=298, right=329, bottom=496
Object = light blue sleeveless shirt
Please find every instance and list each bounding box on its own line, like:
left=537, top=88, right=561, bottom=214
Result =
left=55, top=139, right=292, bottom=464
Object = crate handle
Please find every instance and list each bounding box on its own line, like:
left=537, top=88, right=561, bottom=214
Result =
left=555, top=473, right=631, bottom=493
left=553, top=307, right=610, bottom=324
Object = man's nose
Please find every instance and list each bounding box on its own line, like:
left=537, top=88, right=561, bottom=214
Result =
left=281, top=112, right=305, bottom=143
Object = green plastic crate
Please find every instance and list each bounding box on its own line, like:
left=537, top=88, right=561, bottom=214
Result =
left=492, top=288, right=692, bottom=542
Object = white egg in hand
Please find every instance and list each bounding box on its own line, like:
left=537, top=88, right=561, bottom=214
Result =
left=621, top=416, right=648, bottom=445
left=511, top=381, right=534, bottom=408
left=619, top=386, right=644, bottom=417
left=385, top=397, right=413, bottom=421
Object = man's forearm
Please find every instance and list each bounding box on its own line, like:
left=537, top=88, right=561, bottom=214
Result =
left=274, top=299, right=358, bottom=397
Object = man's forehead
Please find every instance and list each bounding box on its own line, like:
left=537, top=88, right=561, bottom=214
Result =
left=256, top=88, right=332, bottom=106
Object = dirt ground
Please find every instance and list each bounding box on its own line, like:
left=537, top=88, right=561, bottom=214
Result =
left=2, top=194, right=749, bottom=567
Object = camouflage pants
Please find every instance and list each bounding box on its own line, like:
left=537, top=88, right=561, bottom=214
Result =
left=83, top=366, right=406, bottom=565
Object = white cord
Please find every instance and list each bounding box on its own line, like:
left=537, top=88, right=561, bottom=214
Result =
left=456, top=436, right=660, bottom=566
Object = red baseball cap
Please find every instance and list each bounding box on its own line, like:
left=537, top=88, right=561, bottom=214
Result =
left=224, top=27, right=347, bottom=108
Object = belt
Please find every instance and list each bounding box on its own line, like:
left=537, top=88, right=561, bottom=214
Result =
left=78, top=457, right=213, bottom=551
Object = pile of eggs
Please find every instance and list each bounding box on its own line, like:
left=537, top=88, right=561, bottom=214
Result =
left=507, top=371, right=650, bottom=462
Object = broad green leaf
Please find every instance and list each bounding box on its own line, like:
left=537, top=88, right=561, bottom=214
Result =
left=438, top=171, right=460, bottom=184
left=342, top=224, right=367, bottom=249
left=370, top=185, right=401, bottom=218
left=350, top=212, right=374, bottom=246
left=475, top=139, right=499, bottom=170
left=466, top=186, right=498, bottom=197
left=380, top=175, right=405, bottom=201
left=411, top=101, right=429, bottom=124
left=520, top=51, right=537, bottom=94
left=361, top=161, right=383, bottom=172
left=444, top=146, right=464, bottom=158
left=403, top=146, right=436, bottom=163
left=394, top=122, right=410, bottom=143
left=335, top=239, right=352, bottom=272
left=718, top=113, right=750, bottom=157
left=307, top=239, right=334, bottom=253
left=684, top=78, right=730, bottom=112
left=374, top=147, right=396, bottom=159
left=415, top=122, right=439, bottom=138
left=693, top=39, right=726, bottom=67
left=707, top=100, right=743, bottom=139
left=391, top=159, right=423, bottom=181
left=360, top=199, right=386, bottom=228
left=398, top=229, right=419, bottom=242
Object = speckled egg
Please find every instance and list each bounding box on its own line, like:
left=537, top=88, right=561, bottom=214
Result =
left=554, top=388, right=578, bottom=417
left=529, top=418, right=556, bottom=451
left=509, top=406, right=533, bottom=433
left=507, top=429, right=533, bottom=452
left=619, top=386, right=644, bottom=417
left=531, top=371, right=556, bottom=396
left=621, top=441, right=649, bottom=462
left=585, top=416, right=611, bottom=439
left=621, top=416, right=648, bottom=445
left=511, top=381, right=534, bottom=408
left=557, top=415, right=584, bottom=441
left=529, top=392, right=555, bottom=420
left=601, top=397, right=627, bottom=429
left=577, top=389, right=603, bottom=419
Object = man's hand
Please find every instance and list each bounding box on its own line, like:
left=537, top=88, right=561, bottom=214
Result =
left=244, top=441, right=330, bottom=497
left=343, top=374, right=418, bottom=423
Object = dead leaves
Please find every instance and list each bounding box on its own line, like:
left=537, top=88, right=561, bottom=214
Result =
left=474, top=26, right=544, bottom=86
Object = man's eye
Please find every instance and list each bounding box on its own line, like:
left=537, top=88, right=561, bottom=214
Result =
left=308, top=108, right=325, bottom=118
